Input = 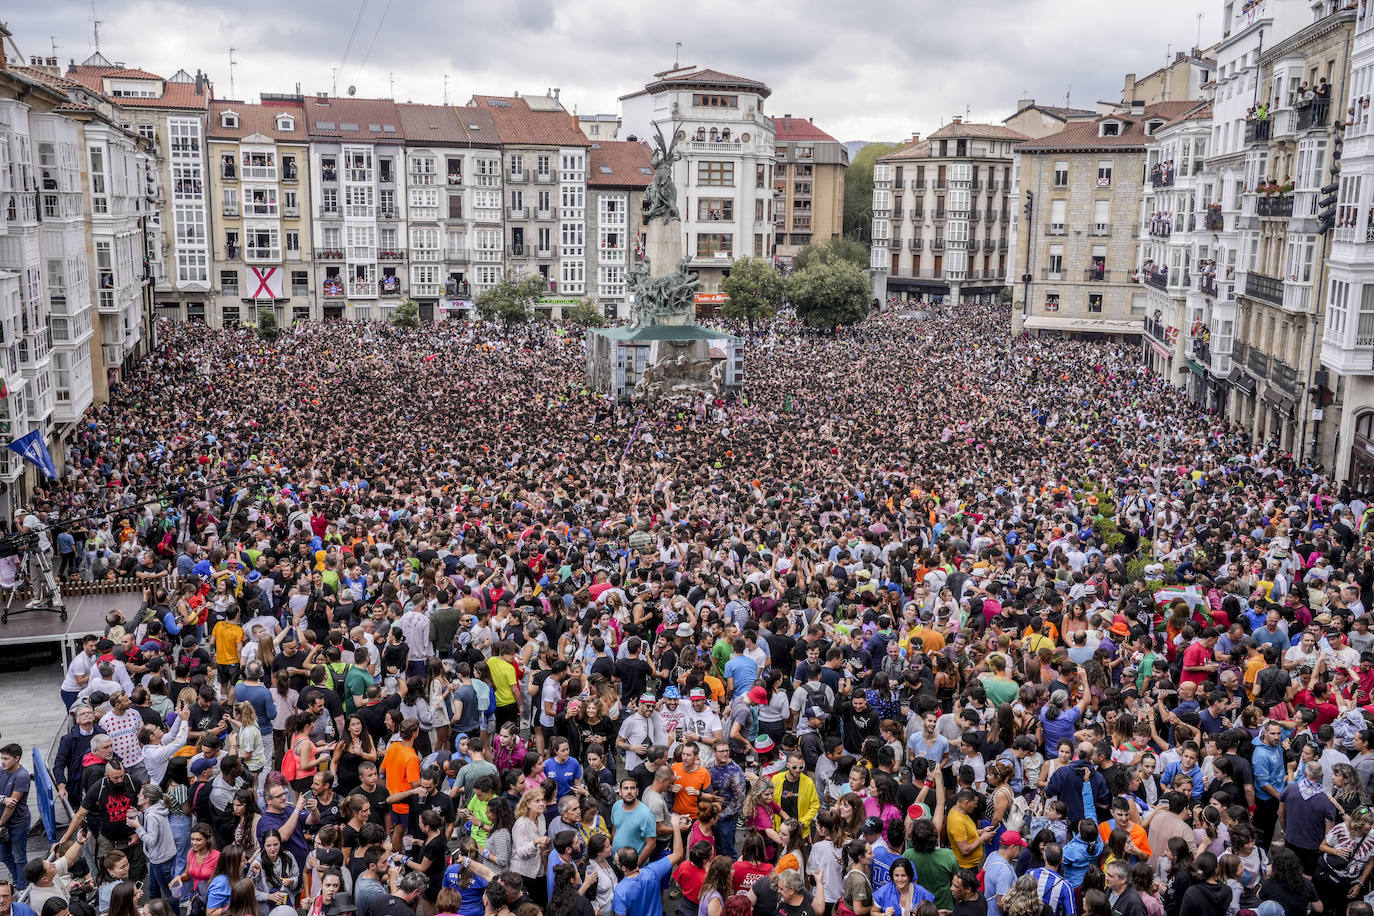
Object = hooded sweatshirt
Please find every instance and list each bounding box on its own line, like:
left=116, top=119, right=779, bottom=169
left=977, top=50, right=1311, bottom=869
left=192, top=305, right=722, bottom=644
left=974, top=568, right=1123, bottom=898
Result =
left=1061, top=832, right=1103, bottom=888
left=1179, top=879, right=1233, bottom=916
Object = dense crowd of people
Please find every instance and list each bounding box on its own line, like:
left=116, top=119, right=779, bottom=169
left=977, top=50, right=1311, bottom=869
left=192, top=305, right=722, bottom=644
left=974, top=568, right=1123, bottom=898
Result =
left=3, top=302, right=1374, bottom=916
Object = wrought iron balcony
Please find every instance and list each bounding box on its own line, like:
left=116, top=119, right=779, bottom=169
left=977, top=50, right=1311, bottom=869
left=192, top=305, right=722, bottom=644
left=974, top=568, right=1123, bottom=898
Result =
left=1257, top=194, right=1294, bottom=218
left=1243, top=271, right=1283, bottom=306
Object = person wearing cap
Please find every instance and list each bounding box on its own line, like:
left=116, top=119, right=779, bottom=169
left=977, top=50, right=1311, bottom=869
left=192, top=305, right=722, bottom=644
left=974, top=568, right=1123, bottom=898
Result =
left=617, top=693, right=667, bottom=774
left=984, top=831, right=1025, bottom=916
left=680, top=689, right=723, bottom=759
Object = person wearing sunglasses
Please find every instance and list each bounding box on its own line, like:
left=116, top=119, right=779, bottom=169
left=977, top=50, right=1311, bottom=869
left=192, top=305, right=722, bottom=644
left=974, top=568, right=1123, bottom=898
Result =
left=770, top=751, right=819, bottom=839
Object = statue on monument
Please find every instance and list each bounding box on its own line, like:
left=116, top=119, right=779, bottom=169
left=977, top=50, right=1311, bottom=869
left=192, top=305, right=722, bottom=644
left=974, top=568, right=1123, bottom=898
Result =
left=643, top=123, right=682, bottom=224
left=628, top=257, right=699, bottom=327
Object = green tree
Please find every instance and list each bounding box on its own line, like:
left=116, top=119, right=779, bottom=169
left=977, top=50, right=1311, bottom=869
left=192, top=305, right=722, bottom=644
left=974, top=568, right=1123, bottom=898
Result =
left=566, top=301, right=606, bottom=327
left=391, top=299, right=420, bottom=329
left=720, top=256, right=785, bottom=332
left=843, top=141, right=903, bottom=240
left=787, top=259, right=871, bottom=331
left=474, top=274, right=544, bottom=325
left=256, top=309, right=280, bottom=341
left=792, top=236, right=869, bottom=273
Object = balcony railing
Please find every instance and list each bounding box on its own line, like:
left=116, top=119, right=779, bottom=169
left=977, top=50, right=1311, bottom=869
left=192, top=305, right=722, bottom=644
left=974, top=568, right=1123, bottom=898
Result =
left=1245, top=120, right=1270, bottom=143
left=1084, top=268, right=1110, bottom=282
left=1090, top=223, right=1111, bottom=237
left=1243, top=271, right=1283, bottom=306
left=1246, top=346, right=1270, bottom=378
left=908, top=239, right=923, bottom=251
left=1143, top=268, right=1168, bottom=290
left=932, top=238, right=945, bottom=251
left=1257, top=194, right=1294, bottom=218
left=1200, top=275, right=1218, bottom=296
left=349, top=279, right=376, bottom=297
left=508, top=172, right=527, bottom=183
left=221, top=166, right=237, bottom=180
left=1193, top=338, right=1212, bottom=364
left=1205, top=209, right=1224, bottom=231
left=223, top=204, right=239, bottom=216
left=1040, top=268, right=1065, bottom=280
left=1296, top=100, right=1330, bottom=132
left=379, top=250, right=405, bottom=261
left=318, top=249, right=344, bottom=261
left=1271, top=359, right=1298, bottom=395
left=1150, top=172, right=1175, bottom=188
left=1282, top=282, right=1313, bottom=313
left=1145, top=318, right=1168, bottom=341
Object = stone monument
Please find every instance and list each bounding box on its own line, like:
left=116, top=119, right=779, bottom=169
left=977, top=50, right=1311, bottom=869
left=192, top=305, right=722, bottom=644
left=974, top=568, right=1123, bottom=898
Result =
left=584, top=122, right=743, bottom=401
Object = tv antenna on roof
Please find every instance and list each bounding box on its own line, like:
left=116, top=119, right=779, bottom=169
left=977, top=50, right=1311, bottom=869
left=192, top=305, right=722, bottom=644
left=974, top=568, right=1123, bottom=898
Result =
left=674, top=41, right=682, bottom=69
left=229, top=47, right=237, bottom=99
left=91, top=0, right=101, bottom=54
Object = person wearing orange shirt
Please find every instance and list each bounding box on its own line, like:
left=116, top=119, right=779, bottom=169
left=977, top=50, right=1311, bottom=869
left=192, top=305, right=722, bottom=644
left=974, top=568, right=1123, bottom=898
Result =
left=1098, top=796, right=1152, bottom=860
left=670, top=743, right=713, bottom=818
left=381, top=717, right=421, bottom=851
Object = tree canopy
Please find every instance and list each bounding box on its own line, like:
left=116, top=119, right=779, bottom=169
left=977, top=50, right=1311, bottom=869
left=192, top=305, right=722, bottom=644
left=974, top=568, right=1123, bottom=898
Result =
left=791, top=236, right=869, bottom=273
left=843, top=141, right=904, bottom=240
left=474, top=274, right=545, bottom=325
left=720, top=257, right=785, bottom=330
left=391, top=299, right=420, bottom=329
left=786, top=258, right=872, bottom=330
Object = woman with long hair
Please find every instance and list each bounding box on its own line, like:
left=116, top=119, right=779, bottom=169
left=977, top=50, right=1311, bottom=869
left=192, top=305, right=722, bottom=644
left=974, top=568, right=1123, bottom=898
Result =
left=227, top=877, right=259, bottom=916
left=1133, top=862, right=1165, bottom=916
left=206, top=843, right=245, bottom=916
left=698, top=855, right=734, bottom=916
left=731, top=829, right=774, bottom=893
left=834, top=791, right=867, bottom=842
left=1179, top=852, right=1232, bottom=916
left=1003, top=875, right=1054, bottom=916
left=106, top=882, right=141, bottom=916
left=230, top=788, right=261, bottom=859
left=740, top=780, right=783, bottom=856
left=439, top=839, right=499, bottom=916
left=1332, top=763, right=1366, bottom=815
left=774, top=818, right=806, bottom=875
left=270, top=671, right=297, bottom=771
left=865, top=773, right=903, bottom=832
left=1162, top=837, right=1199, bottom=916
left=1259, top=846, right=1319, bottom=916
left=483, top=797, right=515, bottom=870
left=282, top=711, right=330, bottom=795
left=171, top=822, right=220, bottom=898
left=339, top=794, right=370, bottom=865
left=427, top=657, right=455, bottom=755
left=510, top=788, right=550, bottom=905
left=1316, top=804, right=1374, bottom=916
left=250, top=829, right=300, bottom=916
left=331, top=715, right=377, bottom=795
left=547, top=862, right=597, bottom=916
left=584, top=833, right=618, bottom=916
left=985, top=761, right=1016, bottom=830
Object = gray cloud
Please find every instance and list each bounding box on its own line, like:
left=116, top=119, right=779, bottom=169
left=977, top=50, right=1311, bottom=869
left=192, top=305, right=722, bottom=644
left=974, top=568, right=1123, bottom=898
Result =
left=7, top=0, right=1212, bottom=140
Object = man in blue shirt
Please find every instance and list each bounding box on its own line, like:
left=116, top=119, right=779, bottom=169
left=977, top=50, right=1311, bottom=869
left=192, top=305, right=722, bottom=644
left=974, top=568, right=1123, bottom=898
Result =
left=723, top=640, right=758, bottom=699
left=1252, top=721, right=1287, bottom=849
left=613, top=812, right=685, bottom=916
left=610, top=778, right=659, bottom=863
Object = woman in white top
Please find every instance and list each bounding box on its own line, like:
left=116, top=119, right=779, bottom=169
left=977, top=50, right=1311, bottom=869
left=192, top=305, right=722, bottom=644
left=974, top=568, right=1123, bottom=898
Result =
left=585, top=834, right=618, bottom=916
left=509, top=788, right=550, bottom=904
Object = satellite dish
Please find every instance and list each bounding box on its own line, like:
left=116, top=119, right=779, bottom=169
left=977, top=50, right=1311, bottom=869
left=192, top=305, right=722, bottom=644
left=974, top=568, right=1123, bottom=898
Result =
left=347, top=85, right=357, bottom=96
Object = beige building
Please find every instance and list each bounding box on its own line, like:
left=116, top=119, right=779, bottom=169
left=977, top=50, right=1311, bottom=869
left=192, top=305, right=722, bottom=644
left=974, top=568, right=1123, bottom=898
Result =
left=1010, top=101, right=1198, bottom=338
left=1231, top=5, right=1355, bottom=457
left=771, top=114, right=847, bottom=265
left=871, top=120, right=1024, bottom=304
left=207, top=97, right=313, bottom=327
left=1004, top=100, right=1098, bottom=140
left=1122, top=47, right=1219, bottom=106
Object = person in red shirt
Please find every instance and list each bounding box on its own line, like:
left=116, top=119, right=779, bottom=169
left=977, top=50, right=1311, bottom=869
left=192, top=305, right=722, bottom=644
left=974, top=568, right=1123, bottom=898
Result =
left=1180, top=628, right=1219, bottom=686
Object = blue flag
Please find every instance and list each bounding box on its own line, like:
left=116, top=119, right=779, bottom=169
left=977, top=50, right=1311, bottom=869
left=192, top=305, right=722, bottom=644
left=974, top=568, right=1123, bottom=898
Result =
left=8, top=429, right=56, bottom=479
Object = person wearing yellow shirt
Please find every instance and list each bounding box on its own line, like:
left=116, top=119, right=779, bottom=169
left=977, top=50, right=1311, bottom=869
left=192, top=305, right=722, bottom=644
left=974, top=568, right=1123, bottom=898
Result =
left=487, top=641, right=520, bottom=731
left=947, top=788, right=995, bottom=869
left=211, top=605, right=245, bottom=688
left=1024, top=619, right=1056, bottom=656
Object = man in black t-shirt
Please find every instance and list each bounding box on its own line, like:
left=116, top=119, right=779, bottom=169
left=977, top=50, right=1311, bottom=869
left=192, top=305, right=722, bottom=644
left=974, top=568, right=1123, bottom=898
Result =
left=400, top=769, right=454, bottom=842
left=55, top=759, right=145, bottom=881
left=615, top=637, right=652, bottom=704
left=273, top=636, right=315, bottom=692
left=348, top=761, right=391, bottom=829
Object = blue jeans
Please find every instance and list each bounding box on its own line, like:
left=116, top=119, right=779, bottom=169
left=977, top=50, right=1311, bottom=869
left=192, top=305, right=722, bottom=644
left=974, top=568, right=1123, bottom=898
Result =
left=714, top=819, right=737, bottom=859
left=169, top=813, right=191, bottom=881
left=0, top=823, right=28, bottom=890
left=147, top=859, right=175, bottom=900
left=60, top=690, right=79, bottom=713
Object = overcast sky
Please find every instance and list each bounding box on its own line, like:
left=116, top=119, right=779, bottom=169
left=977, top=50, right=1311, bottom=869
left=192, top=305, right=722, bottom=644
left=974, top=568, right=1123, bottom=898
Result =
left=9, top=0, right=1214, bottom=141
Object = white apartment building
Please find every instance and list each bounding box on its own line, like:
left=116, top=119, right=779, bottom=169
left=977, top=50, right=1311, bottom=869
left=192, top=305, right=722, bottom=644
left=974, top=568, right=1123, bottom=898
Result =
left=1197, top=0, right=1311, bottom=405
left=1136, top=103, right=1218, bottom=404
left=619, top=66, right=777, bottom=291
left=305, top=95, right=407, bottom=321
left=66, top=56, right=212, bottom=325
left=587, top=140, right=652, bottom=319
left=1321, top=4, right=1374, bottom=486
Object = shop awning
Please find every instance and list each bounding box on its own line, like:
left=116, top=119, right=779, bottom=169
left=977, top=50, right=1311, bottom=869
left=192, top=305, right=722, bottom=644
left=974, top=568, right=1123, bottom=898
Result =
left=1187, top=359, right=1208, bottom=379
left=1147, top=340, right=1173, bottom=360
left=1261, top=385, right=1296, bottom=416
left=1024, top=316, right=1143, bottom=334
left=1227, top=368, right=1255, bottom=394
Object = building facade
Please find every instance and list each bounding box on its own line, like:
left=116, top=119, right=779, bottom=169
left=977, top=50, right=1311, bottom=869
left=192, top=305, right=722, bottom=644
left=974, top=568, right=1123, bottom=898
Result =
left=1229, top=4, right=1354, bottom=458
left=304, top=95, right=407, bottom=321
left=771, top=115, right=847, bottom=265
left=206, top=97, right=312, bottom=327
left=1010, top=102, right=1198, bottom=338
left=66, top=56, right=212, bottom=325
left=586, top=139, right=652, bottom=319
left=1322, top=1, right=1374, bottom=486
left=620, top=66, right=777, bottom=292
left=872, top=120, right=1023, bottom=304
left=1135, top=102, right=1217, bottom=401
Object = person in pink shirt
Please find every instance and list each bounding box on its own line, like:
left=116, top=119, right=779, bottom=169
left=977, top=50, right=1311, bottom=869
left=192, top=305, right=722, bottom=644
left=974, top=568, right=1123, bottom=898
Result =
left=1179, top=629, right=1220, bottom=686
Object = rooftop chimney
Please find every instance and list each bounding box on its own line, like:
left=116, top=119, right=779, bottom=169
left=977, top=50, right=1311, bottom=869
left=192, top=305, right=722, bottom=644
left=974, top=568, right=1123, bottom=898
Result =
left=553, top=87, right=560, bottom=101
left=194, top=68, right=204, bottom=95
left=911, top=132, right=920, bottom=143
left=1017, top=98, right=1034, bottom=110
left=1131, top=99, right=1146, bottom=114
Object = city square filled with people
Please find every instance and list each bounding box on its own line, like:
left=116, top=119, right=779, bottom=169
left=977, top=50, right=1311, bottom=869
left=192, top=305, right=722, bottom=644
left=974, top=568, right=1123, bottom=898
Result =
left=6, top=301, right=1374, bottom=916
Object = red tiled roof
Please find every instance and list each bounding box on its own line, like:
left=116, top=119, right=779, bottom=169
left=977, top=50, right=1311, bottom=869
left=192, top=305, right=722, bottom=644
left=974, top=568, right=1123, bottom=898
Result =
left=1017, top=101, right=1200, bottom=152
left=1160, top=100, right=1213, bottom=128
left=587, top=140, right=653, bottom=188
left=396, top=103, right=471, bottom=145
left=771, top=116, right=838, bottom=143
left=635, top=66, right=772, bottom=99
left=879, top=139, right=932, bottom=162
left=926, top=122, right=1029, bottom=142
left=1004, top=103, right=1098, bottom=124
left=67, top=65, right=164, bottom=89
left=208, top=99, right=307, bottom=142
left=65, top=65, right=212, bottom=110
left=469, top=96, right=590, bottom=147
left=303, top=96, right=404, bottom=141
left=10, top=66, right=88, bottom=94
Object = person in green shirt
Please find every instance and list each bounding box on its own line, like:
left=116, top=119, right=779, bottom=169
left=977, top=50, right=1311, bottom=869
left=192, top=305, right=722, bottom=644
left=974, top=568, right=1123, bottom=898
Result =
left=979, top=654, right=1020, bottom=706
left=710, top=626, right=738, bottom=679
left=905, top=816, right=959, bottom=912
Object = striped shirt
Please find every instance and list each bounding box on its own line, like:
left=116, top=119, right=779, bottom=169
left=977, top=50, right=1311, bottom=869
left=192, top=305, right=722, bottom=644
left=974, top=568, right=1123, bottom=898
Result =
left=1028, top=867, right=1077, bottom=916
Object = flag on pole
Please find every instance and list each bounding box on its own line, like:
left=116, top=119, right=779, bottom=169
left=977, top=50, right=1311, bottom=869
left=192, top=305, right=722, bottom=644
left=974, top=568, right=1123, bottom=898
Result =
left=622, top=416, right=643, bottom=459
left=8, top=429, right=57, bottom=479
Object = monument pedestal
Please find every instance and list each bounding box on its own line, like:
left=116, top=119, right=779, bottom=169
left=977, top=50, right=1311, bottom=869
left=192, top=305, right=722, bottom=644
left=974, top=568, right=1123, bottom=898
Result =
left=642, top=218, right=693, bottom=326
